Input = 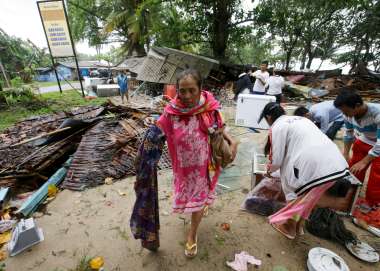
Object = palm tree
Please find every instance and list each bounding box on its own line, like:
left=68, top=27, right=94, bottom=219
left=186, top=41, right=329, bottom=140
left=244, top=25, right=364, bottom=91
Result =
left=103, top=0, right=159, bottom=56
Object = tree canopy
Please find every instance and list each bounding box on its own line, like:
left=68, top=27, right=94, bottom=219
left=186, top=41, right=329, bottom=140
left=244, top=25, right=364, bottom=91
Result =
left=1, top=0, right=379, bottom=86
left=0, top=28, right=50, bottom=84
left=66, top=0, right=380, bottom=71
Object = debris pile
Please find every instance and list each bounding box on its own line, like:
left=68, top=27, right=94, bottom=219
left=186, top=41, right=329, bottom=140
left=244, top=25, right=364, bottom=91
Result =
left=62, top=119, right=144, bottom=190
left=0, top=100, right=173, bottom=258
left=278, top=67, right=380, bottom=102
left=0, top=106, right=104, bottom=190
left=0, top=101, right=171, bottom=196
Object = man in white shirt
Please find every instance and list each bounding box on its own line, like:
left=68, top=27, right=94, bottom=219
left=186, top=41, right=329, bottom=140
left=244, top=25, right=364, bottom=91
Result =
left=252, top=61, right=270, bottom=94
left=266, top=68, right=285, bottom=103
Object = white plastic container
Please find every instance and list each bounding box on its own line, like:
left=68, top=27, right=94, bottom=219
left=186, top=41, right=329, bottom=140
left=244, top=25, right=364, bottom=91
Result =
left=235, top=94, right=276, bottom=129
left=8, top=218, right=44, bottom=256
left=84, top=77, right=105, bottom=90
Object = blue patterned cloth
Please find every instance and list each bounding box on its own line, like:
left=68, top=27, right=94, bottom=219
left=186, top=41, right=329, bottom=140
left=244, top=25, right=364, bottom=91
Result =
left=130, top=125, right=165, bottom=251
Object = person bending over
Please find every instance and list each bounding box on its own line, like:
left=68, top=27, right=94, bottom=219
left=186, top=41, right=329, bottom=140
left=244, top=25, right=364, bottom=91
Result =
left=294, top=101, right=344, bottom=140
left=260, top=102, right=353, bottom=239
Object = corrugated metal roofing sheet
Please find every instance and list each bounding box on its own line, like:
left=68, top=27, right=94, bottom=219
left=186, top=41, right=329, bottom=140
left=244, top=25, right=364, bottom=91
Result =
left=137, top=47, right=219, bottom=84
left=117, top=57, right=146, bottom=74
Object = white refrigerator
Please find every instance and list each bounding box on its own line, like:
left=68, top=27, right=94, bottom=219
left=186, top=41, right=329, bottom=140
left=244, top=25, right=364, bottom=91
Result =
left=235, top=94, right=276, bottom=129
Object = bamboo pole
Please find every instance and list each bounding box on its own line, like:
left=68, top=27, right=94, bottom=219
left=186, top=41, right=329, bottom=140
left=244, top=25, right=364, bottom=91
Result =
left=9, top=127, right=72, bottom=147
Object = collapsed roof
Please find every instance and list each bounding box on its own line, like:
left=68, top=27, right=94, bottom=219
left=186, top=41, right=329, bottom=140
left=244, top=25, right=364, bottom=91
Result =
left=137, top=47, right=219, bottom=84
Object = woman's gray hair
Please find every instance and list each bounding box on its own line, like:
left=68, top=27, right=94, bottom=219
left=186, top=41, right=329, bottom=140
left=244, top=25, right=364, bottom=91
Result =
left=176, top=68, right=203, bottom=90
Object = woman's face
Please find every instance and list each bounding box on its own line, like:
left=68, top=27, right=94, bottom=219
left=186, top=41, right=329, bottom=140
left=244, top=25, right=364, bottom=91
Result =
left=178, top=75, right=201, bottom=108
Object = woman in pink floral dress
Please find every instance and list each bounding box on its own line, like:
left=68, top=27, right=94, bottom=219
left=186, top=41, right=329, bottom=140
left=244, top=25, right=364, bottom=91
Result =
left=157, top=69, right=237, bottom=257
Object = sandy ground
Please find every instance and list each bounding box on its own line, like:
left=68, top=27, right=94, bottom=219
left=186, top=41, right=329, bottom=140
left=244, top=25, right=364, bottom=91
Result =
left=4, top=97, right=379, bottom=270
left=5, top=172, right=379, bottom=271
left=5, top=127, right=379, bottom=271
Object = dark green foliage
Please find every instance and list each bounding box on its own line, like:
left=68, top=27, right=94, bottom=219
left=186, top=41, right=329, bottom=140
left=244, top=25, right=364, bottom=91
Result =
left=0, top=86, right=47, bottom=110
left=0, top=28, right=50, bottom=82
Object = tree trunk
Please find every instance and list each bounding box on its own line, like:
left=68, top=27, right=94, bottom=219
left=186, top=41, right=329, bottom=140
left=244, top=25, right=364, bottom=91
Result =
left=317, top=59, right=325, bottom=71
left=285, top=50, right=292, bottom=70
left=211, top=1, right=231, bottom=60
left=349, top=42, right=362, bottom=74
left=127, top=42, right=146, bottom=57
left=363, top=33, right=370, bottom=63
left=306, top=55, right=314, bottom=69
left=306, top=50, right=314, bottom=69
left=142, top=9, right=150, bottom=52
left=300, top=49, right=307, bottom=70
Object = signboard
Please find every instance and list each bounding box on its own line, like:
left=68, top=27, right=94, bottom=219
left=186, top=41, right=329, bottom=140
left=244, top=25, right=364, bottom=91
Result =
left=37, top=0, right=74, bottom=57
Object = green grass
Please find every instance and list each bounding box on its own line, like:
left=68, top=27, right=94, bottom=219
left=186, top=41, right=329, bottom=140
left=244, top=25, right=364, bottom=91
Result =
left=0, top=89, right=108, bottom=132
left=68, top=254, right=93, bottom=271
left=33, top=80, right=78, bottom=88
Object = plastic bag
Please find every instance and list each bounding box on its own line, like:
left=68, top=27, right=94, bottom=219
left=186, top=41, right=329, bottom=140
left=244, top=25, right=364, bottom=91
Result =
left=241, top=175, right=286, bottom=216
left=0, top=220, right=16, bottom=234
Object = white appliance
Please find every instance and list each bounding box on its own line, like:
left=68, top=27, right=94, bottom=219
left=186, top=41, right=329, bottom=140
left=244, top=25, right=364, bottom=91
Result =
left=96, top=84, right=120, bottom=97
left=235, top=94, right=276, bottom=129
left=84, top=77, right=105, bottom=90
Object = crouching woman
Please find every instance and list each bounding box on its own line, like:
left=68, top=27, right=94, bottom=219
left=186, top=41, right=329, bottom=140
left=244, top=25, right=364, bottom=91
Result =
left=260, top=102, right=354, bottom=239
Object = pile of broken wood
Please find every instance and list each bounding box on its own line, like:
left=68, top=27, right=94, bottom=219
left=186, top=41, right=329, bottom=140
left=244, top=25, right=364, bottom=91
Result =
left=278, top=67, right=380, bottom=102
left=0, top=101, right=171, bottom=193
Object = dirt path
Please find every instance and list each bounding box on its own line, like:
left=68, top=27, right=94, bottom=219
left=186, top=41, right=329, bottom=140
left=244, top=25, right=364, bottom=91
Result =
left=5, top=158, right=378, bottom=270
left=5, top=103, right=378, bottom=271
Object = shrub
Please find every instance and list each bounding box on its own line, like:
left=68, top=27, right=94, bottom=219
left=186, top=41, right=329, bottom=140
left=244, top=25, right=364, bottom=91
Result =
left=0, top=86, right=47, bottom=110
left=10, top=76, right=23, bottom=87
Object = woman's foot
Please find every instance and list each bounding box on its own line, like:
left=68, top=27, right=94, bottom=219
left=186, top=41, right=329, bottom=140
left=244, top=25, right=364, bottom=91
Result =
left=296, top=219, right=305, bottom=236
left=271, top=222, right=296, bottom=239
left=297, top=226, right=305, bottom=235
left=185, top=235, right=197, bottom=258
left=203, top=205, right=209, bottom=217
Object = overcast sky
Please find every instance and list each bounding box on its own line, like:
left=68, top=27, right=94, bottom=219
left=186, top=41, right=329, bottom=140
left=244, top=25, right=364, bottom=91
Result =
left=0, top=0, right=99, bottom=54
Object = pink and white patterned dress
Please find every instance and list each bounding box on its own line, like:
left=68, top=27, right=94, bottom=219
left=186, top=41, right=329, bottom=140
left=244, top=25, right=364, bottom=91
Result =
left=158, top=111, right=220, bottom=213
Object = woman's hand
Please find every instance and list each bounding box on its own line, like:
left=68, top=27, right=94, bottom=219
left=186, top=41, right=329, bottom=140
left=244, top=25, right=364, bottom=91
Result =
left=350, top=156, right=373, bottom=174
left=144, top=117, right=156, bottom=127
left=264, top=169, right=272, bottom=178
left=343, top=152, right=350, bottom=163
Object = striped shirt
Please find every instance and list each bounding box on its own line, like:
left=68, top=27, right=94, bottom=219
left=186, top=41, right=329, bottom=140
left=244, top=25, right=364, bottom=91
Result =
left=344, top=103, right=380, bottom=157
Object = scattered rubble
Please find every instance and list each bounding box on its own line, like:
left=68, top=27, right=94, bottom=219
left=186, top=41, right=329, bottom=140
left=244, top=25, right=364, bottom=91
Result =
left=0, top=100, right=171, bottom=222
left=278, top=67, right=380, bottom=102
